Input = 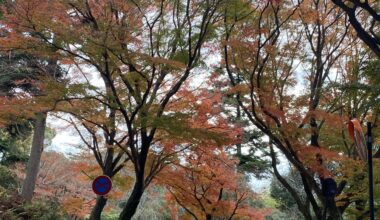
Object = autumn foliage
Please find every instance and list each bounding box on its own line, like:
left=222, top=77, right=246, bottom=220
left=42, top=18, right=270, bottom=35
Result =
left=0, top=0, right=379, bottom=219
left=159, top=147, right=270, bottom=220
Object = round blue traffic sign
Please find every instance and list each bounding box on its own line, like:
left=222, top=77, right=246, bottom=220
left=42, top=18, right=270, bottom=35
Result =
left=92, top=175, right=112, bottom=196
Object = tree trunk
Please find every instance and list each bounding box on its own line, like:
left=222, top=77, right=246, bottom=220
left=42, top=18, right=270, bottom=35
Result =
left=21, top=112, right=47, bottom=201
left=118, top=132, right=151, bottom=220
left=206, top=214, right=212, bottom=220
left=324, top=197, right=341, bottom=220
left=118, top=176, right=144, bottom=220
left=89, top=196, right=108, bottom=220
left=236, top=100, right=242, bottom=157
left=89, top=147, right=114, bottom=220
left=310, top=117, right=319, bottom=147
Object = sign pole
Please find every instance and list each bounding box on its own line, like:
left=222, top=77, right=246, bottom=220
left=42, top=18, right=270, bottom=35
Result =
left=367, top=122, right=375, bottom=220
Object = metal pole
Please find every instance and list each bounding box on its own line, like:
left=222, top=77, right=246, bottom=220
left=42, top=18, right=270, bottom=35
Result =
left=367, top=122, right=375, bottom=220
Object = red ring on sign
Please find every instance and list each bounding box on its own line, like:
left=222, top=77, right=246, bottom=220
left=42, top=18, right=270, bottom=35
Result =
left=92, top=175, right=112, bottom=196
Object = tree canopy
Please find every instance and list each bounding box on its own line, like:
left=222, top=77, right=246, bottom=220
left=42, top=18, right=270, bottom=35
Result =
left=0, top=0, right=379, bottom=220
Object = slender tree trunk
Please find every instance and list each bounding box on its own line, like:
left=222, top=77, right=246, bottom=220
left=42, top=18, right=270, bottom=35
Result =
left=119, top=133, right=152, bottom=220
left=326, top=200, right=340, bottom=220
left=21, top=112, right=47, bottom=201
left=118, top=176, right=144, bottom=220
left=89, top=147, right=114, bottom=220
left=310, top=117, right=319, bottom=147
left=236, top=99, right=242, bottom=157
left=89, top=196, right=108, bottom=220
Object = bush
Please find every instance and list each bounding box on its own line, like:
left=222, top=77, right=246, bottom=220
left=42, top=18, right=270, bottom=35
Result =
left=101, top=212, right=119, bottom=220
left=0, top=187, right=65, bottom=220
left=0, top=186, right=23, bottom=219
left=0, top=165, right=18, bottom=189
left=22, top=200, right=65, bottom=220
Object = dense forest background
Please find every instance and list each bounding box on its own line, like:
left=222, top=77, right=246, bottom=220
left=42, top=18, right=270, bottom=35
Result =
left=0, top=0, right=380, bottom=219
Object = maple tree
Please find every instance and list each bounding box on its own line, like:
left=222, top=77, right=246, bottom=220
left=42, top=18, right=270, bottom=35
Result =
left=149, top=76, right=270, bottom=219
left=56, top=77, right=240, bottom=219
left=0, top=0, right=228, bottom=219
left=49, top=80, right=130, bottom=219
left=220, top=0, right=372, bottom=218
left=158, top=146, right=270, bottom=220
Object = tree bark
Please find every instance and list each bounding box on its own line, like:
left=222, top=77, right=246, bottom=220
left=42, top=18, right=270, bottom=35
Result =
left=326, top=200, right=340, bottom=220
left=88, top=147, right=116, bottom=220
left=89, top=195, right=108, bottom=220
left=21, top=112, right=47, bottom=201
left=236, top=99, right=242, bottom=157
left=118, top=176, right=144, bottom=220
left=310, top=117, right=320, bottom=147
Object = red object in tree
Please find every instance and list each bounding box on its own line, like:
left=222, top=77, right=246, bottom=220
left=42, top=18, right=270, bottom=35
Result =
left=348, top=118, right=367, bottom=161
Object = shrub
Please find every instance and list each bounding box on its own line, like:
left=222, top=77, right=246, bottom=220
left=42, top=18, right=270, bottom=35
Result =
left=0, top=187, right=65, bottom=220
left=22, top=200, right=65, bottom=220
left=0, top=165, right=18, bottom=189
